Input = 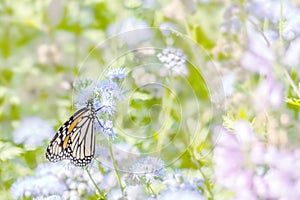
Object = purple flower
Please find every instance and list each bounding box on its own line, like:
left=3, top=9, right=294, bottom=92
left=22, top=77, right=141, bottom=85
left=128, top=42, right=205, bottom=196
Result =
left=240, top=28, right=274, bottom=76
left=283, top=37, right=300, bottom=67
left=214, top=121, right=300, bottom=199
left=253, top=77, right=284, bottom=110
left=213, top=127, right=245, bottom=185
left=247, top=0, right=300, bottom=40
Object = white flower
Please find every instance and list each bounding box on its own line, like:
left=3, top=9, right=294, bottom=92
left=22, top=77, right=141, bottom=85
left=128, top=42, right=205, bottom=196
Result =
left=125, top=185, right=147, bottom=200
left=283, top=37, right=300, bottom=67
left=130, top=157, right=165, bottom=184
left=222, top=72, right=235, bottom=97
left=96, top=119, right=116, bottom=138
left=106, top=67, right=128, bottom=80
left=159, top=189, right=206, bottom=200
left=94, top=79, right=120, bottom=116
left=34, top=195, right=63, bottom=200
left=73, top=79, right=95, bottom=109
left=10, top=175, right=66, bottom=199
left=13, top=117, right=54, bottom=149
left=10, top=160, right=105, bottom=199
left=157, top=47, right=188, bottom=77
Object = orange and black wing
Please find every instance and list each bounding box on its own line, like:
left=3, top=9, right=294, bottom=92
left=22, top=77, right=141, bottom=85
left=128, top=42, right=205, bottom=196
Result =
left=45, top=106, right=96, bottom=167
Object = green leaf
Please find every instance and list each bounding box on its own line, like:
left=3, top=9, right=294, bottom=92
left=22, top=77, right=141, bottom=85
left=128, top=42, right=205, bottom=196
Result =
left=0, top=141, right=24, bottom=161
left=222, top=113, right=236, bottom=131
left=286, top=97, right=300, bottom=107
left=131, top=91, right=152, bottom=100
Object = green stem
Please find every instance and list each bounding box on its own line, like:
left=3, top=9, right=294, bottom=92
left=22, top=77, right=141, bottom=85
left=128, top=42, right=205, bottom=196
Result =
left=283, top=68, right=300, bottom=98
left=146, top=181, right=156, bottom=197
left=188, top=149, right=214, bottom=200
left=251, top=6, right=300, bottom=99
left=108, top=138, right=125, bottom=195
left=85, top=168, right=106, bottom=199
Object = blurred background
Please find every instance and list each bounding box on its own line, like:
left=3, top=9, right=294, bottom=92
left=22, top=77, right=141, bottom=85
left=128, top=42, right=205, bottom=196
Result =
left=1, top=0, right=300, bottom=199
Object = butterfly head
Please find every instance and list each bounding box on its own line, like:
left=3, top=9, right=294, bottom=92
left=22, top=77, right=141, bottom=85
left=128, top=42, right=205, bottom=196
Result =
left=86, top=98, right=94, bottom=108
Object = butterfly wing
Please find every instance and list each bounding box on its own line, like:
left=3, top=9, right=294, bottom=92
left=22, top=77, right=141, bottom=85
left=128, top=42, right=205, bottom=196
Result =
left=69, top=108, right=95, bottom=166
left=45, top=106, right=96, bottom=167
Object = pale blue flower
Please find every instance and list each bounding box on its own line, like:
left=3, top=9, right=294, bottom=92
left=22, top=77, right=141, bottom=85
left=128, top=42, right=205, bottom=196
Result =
left=12, top=162, right=105, bottom=199
left=107, top=188, right=122, bottom=200
left=34, top=195, right=63, bottom=200
left=130, top=156, right=165, bottom=184
left=222, top=72, right=235, bottom=97
left=283, top=37, right=300, bottom=67
left=35, top=162, right=70, bottom=180
left=94, top=79, right=120, bottom=116
left=125, top=185, right=148, bottom=200
left=157, top=47, right=188, bottom=76
left=106, top=67, right=128, bottom=80
left=96, top=119, right=116, bottom=138
left=10, top=175, right=66, bottom=199
left=159, top=189, right=206, bottom=200
left=73, top=79, right=94, bottom=109
left=73, top=78, right=94, bottom=91
left=247, top=0, right=300, bottom=40
left=13, top=117, right=54, bottom=149
left=73, top=68, right=127, bottom=141
left=220, top=16, right=242, bottom=35
left=240, top=27, right=274, bottom=76
left=163, top=170, right=204, bottom=193
left=33, top=195, right=63, bottom=200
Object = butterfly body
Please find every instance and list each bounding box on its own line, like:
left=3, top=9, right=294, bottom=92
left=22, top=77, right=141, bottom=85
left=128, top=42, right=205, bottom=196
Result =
left=46, top=99, right=96, bottom=167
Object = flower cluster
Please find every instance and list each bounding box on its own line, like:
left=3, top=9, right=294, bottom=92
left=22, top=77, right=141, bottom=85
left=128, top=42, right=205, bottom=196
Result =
left=73, top=67, right=128, bottom=138
left=219, top=3, right=286, bottom=110
left=157, top=47, right=188, bottom=77
left=13, top=117, right=54, bottom=149
left=129, top=156, right=165, bottom=185
left=213, top=121, right=300, bottom=199
left=10, top=162, right=104, bottom=199
left=247, top=0, right=300, bottom=40
left=162, top=170, right=204, bottom=193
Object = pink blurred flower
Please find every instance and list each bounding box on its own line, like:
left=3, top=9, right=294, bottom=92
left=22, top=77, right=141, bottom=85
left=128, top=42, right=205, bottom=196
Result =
left=283, top=37, right=300, bottom=67
left=240, top=27, right=274, bottom=76
left=253, top=77, right=284, bottom=110
left=213, top=121, right=300, bottom=199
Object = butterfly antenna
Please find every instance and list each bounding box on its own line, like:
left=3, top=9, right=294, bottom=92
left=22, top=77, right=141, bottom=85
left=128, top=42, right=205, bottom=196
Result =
left=96, top=116, right=104, bottom=128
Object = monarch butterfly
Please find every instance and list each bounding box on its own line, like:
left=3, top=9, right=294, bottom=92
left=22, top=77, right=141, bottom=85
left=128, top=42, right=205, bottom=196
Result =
left=46, top=99, right=102, bottom=167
